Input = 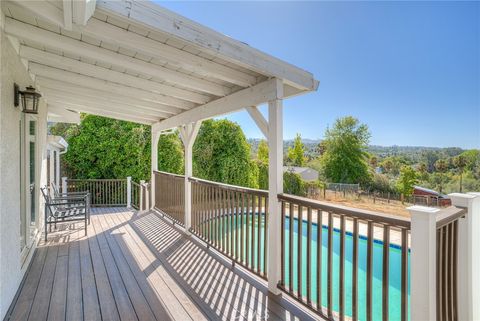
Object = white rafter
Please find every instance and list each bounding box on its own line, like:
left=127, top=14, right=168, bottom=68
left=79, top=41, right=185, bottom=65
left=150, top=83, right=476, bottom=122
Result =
left=153, top=78, right=282, bottom=132
left=82, top=18, right=258, bottom=87
left=4, top=17, right=232, bottom=97
left=37, top=78, right=182, bottom=115
left=97, top=0, right=319, bottom=91
left=42, top=90, right=172, bottom=119
left=19, top=45, right=210, bottom=105
left=47, top=102, right=158, bottom=125
left=28, top=63, right=194, bottom=110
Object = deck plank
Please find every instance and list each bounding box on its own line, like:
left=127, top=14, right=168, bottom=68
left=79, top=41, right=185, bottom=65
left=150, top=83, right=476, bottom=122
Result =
left=8, top=247, right=48, bottom=321
left=90, top=210, right=138, bottom=321
left=80, top=223, right=105, bottom=321
left=27, top=245, right=59, bottom=321
left=110, top=210, right=200, bottom=321
left=92, top=210, right=156, bottom=321
left=47, top=245, right=69, bottom=321
left=66, top=229, right=84, bottom=321
left=100, top=209, right=175, bottom=321
left=6, top=208, right=324, bottom=321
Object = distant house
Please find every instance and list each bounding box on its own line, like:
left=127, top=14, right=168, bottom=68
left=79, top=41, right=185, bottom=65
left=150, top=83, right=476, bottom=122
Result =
left=413, top=185, right=451, bottom=206
left=283, top=166, right=319, bottom=181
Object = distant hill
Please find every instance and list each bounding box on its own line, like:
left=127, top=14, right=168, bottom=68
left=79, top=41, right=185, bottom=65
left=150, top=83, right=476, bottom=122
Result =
left=247, top=138, right=466, bottom=161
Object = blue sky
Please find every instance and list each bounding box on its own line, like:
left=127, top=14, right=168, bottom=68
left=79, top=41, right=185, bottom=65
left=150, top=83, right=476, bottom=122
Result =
left=159, top=1, right=479, bottom=149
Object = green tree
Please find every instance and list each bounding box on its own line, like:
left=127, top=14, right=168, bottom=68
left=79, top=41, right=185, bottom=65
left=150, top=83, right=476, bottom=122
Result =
left=257, top=140, right=269, bottom=163
left=255, top=140, right=269, bottom=190
left=58, top=114, right=151, bottom=182
left=434, top=159, right=449, bottom=193
left=193, top=119, right=258, bottom=188
left=157, top=132, right=184, bottom=174
left=287, top=133, right=306, bottom=166
left=283, top=170, right=305, bottom=196
left=321, top=116, right=371, bottom=184
left=396, top=165, right=418, bottom=202
left=452, top=154, right=467, bottom=192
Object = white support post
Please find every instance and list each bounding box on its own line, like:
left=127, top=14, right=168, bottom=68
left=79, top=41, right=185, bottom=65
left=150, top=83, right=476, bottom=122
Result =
left=179, top=121, right=201, bottom=234
left=408, top=205, right=439, bottom=321
left=145, top=183, right=150, bottom=210
left=151, top=130, right=160, bottom=210
left=140, top=180, right=145, bottom=211
left=449, top=192, right=480, bottom=321
left=55, top=150, right=60, bottom=188
left=126, top=176, right=132, bottom=208
left=61, top=176, right=67, bottom=194
left=49, top=149, right=55, bottom=187
left=267, top=79, right=283, bottom=294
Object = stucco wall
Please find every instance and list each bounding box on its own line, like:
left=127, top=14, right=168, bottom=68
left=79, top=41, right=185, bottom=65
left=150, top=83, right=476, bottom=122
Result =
left=0, top=9, right=48, bottom=319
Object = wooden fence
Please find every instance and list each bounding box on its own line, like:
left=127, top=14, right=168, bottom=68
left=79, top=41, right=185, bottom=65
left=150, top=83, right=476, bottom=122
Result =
left=277, top=193, right=410, bottom=321
left=149, top=171, right=472, bottom=320
left=190, top=177, right=269, bottom=279
left=66, top=178, right=128, bottom=206
left=154, top=171, right=185, bottom=224
left=436, top=206, right=466, bottom=321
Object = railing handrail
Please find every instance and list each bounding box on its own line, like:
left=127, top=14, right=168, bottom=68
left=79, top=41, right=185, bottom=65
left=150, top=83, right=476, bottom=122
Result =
left=189, top=176, right=269, bottom=196
left=131, top=181, right=141, bottom=188
left=67, top=178, right=127, bottom=182
left=278, top=193, right=411, bottom=229
left=436, top=205, right=466, bottom=228
left=153, top=170, right=185, bottom=179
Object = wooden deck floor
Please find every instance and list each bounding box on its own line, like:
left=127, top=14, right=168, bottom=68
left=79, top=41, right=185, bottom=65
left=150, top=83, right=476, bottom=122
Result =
left=5, top=208, right=323, bottom=321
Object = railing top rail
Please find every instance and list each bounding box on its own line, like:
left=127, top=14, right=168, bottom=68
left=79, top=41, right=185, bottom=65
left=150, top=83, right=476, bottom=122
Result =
left=131, top=181, right=141, bottom=187
left=188, top=176, right=269, bottom=196
left=67, top=178, right=127, bottom=181
left=436, top=206, right=467, bottom=228
left=278, top=193, right=411, bottom=229
left=153, top=170, right=185, bottom=179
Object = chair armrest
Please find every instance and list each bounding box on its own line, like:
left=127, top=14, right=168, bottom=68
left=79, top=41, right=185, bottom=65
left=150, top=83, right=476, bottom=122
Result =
left=48, top=200, right=87, bottom=206
left=53, top=195, right=87, bottom=201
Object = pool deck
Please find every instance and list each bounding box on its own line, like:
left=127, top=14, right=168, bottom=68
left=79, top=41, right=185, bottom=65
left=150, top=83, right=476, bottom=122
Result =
left=4, top=207, right=326, bottom=321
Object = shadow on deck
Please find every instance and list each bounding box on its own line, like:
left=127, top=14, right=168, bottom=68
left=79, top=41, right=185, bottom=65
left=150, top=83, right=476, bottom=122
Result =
left=4, top=208, right=324, bottom=321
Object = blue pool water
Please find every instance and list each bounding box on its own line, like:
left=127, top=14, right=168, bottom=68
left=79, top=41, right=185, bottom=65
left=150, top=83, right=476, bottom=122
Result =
left=202, top=214, right=410, bottom=321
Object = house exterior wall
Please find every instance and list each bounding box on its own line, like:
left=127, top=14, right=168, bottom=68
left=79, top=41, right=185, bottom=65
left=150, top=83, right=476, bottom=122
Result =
left=0, top=9, right=48, bottom=319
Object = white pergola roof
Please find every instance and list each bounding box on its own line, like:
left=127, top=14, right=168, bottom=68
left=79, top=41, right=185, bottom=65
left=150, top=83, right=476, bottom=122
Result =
left=2, top=0, right=318, bottom=129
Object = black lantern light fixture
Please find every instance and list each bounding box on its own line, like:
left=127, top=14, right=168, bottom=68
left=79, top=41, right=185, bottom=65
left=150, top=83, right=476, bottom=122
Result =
left=14, top=83, right=42, bottom=114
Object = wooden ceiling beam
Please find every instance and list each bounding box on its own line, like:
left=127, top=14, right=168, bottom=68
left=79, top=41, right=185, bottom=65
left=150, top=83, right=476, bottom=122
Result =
left=37, top=78, right=182, bottom=115
left=5, top=17, right=231, bottom=96
left=153, top=78, right=282, bottom=132
left=82, top=18, right=257, bottom=87
left=19, top=45, right=210, bottom=105
left=29, top=63, right=194, bottom=110
left=42, top=89, right=172, bottom=119
left=97, top=0, right=319, bottom=91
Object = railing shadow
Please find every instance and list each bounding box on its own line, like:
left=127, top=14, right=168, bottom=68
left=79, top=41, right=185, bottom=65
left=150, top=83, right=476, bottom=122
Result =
left=128, top=209, right=322, bottom=321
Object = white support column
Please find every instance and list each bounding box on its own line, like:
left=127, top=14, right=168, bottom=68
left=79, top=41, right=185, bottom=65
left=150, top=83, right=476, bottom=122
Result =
left=61, top=176, right=67, bottom=194
left=140, top=180, right=145, bottom=211
left=55, top=150, right=60, bottom=188
left=126, top=176, right=132, bottom=208
left=267, top=79, right=283, bottom=294
left=151, top=129, right=160, bottom=210
left=449, top=192, right=480, bottom=321
left=179, top=121, right=201, bottom=234
left=49, top=149, right=55, bottom=187
left=408, top=205, right=439, bottom=321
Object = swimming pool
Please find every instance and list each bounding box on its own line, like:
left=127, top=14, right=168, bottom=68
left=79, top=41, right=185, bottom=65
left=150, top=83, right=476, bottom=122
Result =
left=197, top=214, right=410, bottom=321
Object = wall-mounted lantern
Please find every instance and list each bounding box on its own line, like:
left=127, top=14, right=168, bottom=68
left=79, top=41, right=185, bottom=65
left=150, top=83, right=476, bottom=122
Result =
left=14, top=83, right=42, bottom=114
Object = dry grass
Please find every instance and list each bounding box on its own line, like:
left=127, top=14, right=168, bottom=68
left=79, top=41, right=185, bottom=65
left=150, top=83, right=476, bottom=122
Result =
left=312, top=190, right=411, bottom=218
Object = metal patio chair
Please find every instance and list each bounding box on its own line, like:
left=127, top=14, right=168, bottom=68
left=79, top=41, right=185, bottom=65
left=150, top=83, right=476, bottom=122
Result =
left=41, top=186, right=89, bottom=241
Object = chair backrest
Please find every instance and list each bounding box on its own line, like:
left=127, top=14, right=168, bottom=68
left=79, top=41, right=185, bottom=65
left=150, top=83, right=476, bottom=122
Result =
left=40, top=186, right=50, bottom=202
left=50, top=182, right=60, bottom=196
